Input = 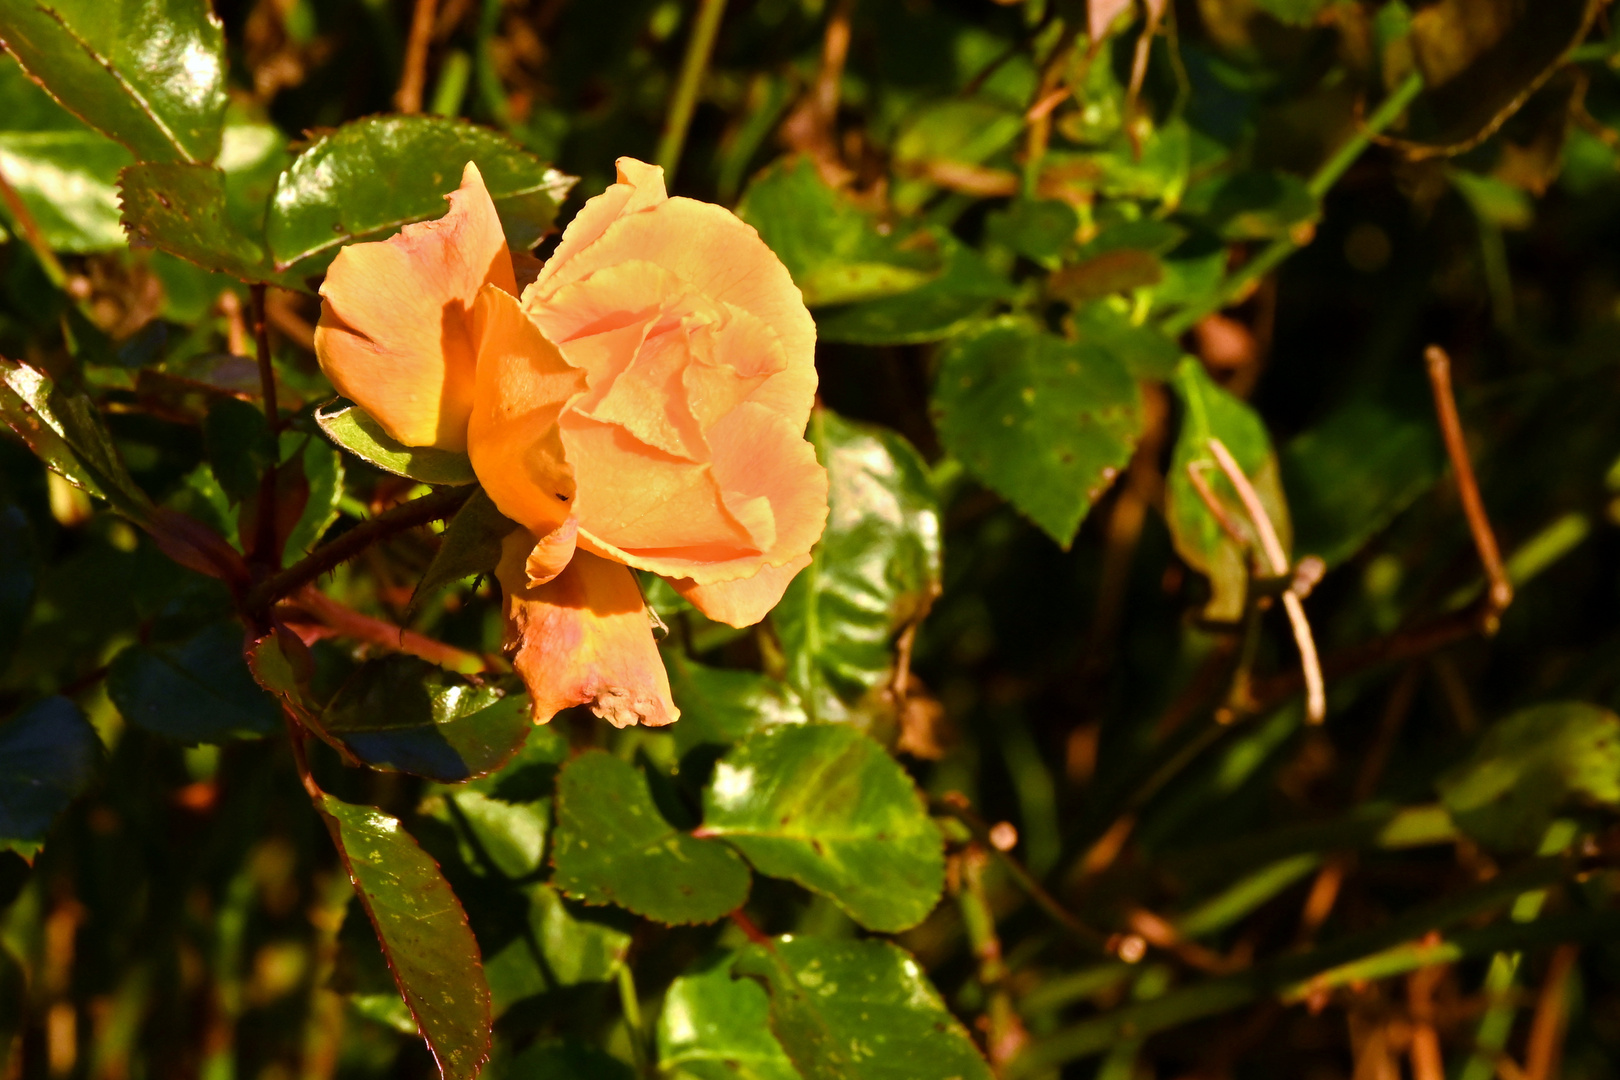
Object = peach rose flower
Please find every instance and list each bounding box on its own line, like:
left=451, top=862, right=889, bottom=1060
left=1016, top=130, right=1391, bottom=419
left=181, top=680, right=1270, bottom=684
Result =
left=315, top=158, right=828, bottom=728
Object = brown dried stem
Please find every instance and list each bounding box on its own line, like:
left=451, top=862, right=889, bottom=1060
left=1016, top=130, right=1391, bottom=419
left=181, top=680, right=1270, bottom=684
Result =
left=1424, top=345, right=1513, bottom=622
left=394, top=0, right=439, bottom=114
left=244, top=485, right=474, bottom=614
left=280, top=586, right=489, bottom=673
left=1524, top=945, right=1580, bottom=1080
left=1207, top=438, right=1326, bottom=723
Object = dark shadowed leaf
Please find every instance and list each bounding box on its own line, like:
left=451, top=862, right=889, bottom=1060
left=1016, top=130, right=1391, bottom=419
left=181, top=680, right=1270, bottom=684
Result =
left=659, top=952, right=802, bottom=1080
left=702, top=725, right=944, bottom=932
left=1281, top=398, right=1444, bottom=568
left=551, top=751, right=751, bottom=925
left=413, top=489, right=519, bottom=607
left=317, top=401, right=478, bottom=486
left=771, top=411, right=941, bottom=728
left=320, top=656, right=529, bottom=783
left=118, top=162, right=296, bottom=286
left=492, top=1040, right=634, bottom=1080
left=0, top=0, right=227, bottom=163
left=482, top=884, right=631, bottom=1015
left=319, top=794, right=491, bottom=1080
left=813, top=234, right=1017, bottom=346
left=668, top=655, right=807, bottom=756
left=0, top=502, right=37, bottom=672
left=1438, top=702, right=1620, bottom=853
left=0, top=945, right=21, bottom=1073
left=1165, top=357, right=1289, bottom=621
left=203, top=397, right=275, bottom=504
left=734, top=936, right=994, bottom=1080
left=985, top=198, right=1080, bottom=266
left=934, top=317, right=1143, bottom=547
left=107, top=622, right=281, bottom=743
left=0, top=697, right=99, bottom=861
left=736, top=156, right=944, bottom=307
left=1186, top=170, right=1320, bottom=240
left=1390, top=0, right=1602, bottom=157
left=265, top=115, right=574, bottom=279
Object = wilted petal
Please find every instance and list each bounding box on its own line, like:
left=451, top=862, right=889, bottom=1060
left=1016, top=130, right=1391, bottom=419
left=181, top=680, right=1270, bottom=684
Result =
left=497, top=533, right=677, bottom=728
left=467, top=284, right=586, bottom=542
left=315, top=162, right=515, bottom=450
left=524, top=516, right=578, bottom=586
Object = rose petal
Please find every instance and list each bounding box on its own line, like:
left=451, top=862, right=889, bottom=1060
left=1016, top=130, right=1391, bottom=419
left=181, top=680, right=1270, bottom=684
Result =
left=582, top=313, right=710, bottom=461
left=497, top=533, right=677, bottom=728
left=524, top=516, right=578, bottom=586
left=672, top=554, right=811, bottom=628
left=315, top=162, right=515, bottom=450
left=467, top=284, right=586, bottom=541
left=525, top=158, right=815, bottom=432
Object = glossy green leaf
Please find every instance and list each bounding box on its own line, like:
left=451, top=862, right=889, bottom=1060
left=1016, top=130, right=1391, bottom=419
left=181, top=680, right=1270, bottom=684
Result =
left=1166, top=357, right=1289, bottom=621
left=282, top=432, right=344, bottom=560
left=771, top=411, right=941, bottom=728
left=813, top=234, right=1017, bottom=346
left=0, top=0, right=228, bottom=163
left=118, top=162, right=293, bottom=285
left=659, top=953, right=802, bottom=1080
left=933, top=317, right=1144, bottom=547
left=482, top=884, right=631, bottom=1014
left=668, top=655, right=807, bottom=757
left=265, top=115, right=574, bottom=279
left=0, top=355, right=151, bottom=516
left=733, top=936, right=994, bottom=1080
left=320, top=656, right=530, bottom=783
left=492, top=1040, right=634, bottom=1080
left=1280, top=399, right=1444, bottom=568
left=0, top=132, right=130, bottom=252
left=1438, top=702, right=1620, bottom=853
left=107, top=622, right=281, bottom=743
left=0, top=696, right=100, bottom=861
left=318, top=794, right=491, bottom=1080
left=736, top=156, right=944, bottom=307
left=461, top=723, right=569, bottom=801
left=551, top=750, right=751, bottom=925
left=703, top=725, right=944, bottom=932
left=413, top=488, right=519, bottom=606
left=317, top=401, right=478, bottom=486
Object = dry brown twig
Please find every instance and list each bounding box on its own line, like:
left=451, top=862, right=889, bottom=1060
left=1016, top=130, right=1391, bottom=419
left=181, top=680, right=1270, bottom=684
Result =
left=394, top=0, right=439, bottom=114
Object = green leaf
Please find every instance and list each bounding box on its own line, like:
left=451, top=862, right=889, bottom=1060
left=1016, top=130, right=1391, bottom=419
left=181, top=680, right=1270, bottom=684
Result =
left=933, top=317, right=1144, bottom=547
left=771, top=411, right=942, bottom=728
left=320, top=656, right=530, bottom=783
left=0, top=696, right=100, bottom=861
left=1048, top=249, right=1165, bottom=304
left=431, top=788, right=549, bottom=880
left=0, top=355, right=151, bottom=517
left=0, top=0, right=228, bottom=163
left=659, top=952, right=802, bottom=1080
left=890, top=98, right=1023, bottom=213
left=1280, top=398, right=1445, bottom=568
left=813, top=234, right=1017, bottom=346
left=107, top=622, right=281, bottom=743
left=1039, top=121, right=1191, bottom=205
left=733, top=936, right=994, bottom=1080
left=317, top=401, right=478, bottom=486
left=492, top=1040, right=634, bottom=1080
left=482, top=884, right=631, bottom=1014
left=1071, top=301, right=1183, bottom=381
left=413, top=488, right=519, bottom=606
left=551, top=750, right=751, bottom=925
left=703, top=725, right=944, bottom=932
left=461, top=723, right=569, bottom=801
left=0, top=132, right=131, bottom=252
left=282, top=432, right=344, bottom=560
left=736, top=156, right=944, bottom=307
left=118, top=162, right=294, bottom=286
left=265, top=115, right=574, bottom=279
left=318, top=794, right=491, bottom=1080
left=985, top=198, right=1080, bottom=266
left=1165, top=357, right=1290, bottom=621
left=1185, top=169, right=1320, bottom=240
left=668, top=655, right=808, bottom=757
left=1438, top=702, right=1620, bottom=853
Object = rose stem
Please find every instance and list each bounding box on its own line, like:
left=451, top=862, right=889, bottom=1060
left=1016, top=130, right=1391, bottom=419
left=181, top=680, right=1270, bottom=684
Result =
left=654, top=0, right=729, bottom=182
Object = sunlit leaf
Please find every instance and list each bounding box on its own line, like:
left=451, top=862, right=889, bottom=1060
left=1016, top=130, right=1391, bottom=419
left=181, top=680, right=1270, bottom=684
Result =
left=703, top=725, right=944, bottom=932
left=551, top=750, right=751, bottom=925
left=317, top=401, right=478, bottom=486
left=668, top=655, right=807, bottom=757
left=319, top=794, right=491, bottom=1080
left=934, top=317, right=1143, bottom=547
left=659, top=952, right=802, bottom=1080
left=734, top=936, right=994, bottom=1080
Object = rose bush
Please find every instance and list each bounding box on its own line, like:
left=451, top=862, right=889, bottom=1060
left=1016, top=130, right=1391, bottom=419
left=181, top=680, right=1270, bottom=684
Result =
left=315, top=158, right=828, bottom=728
